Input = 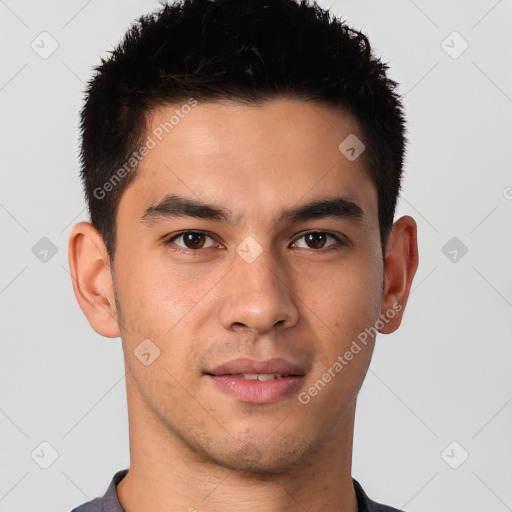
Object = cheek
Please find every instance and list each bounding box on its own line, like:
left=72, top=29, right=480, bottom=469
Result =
left=114, top=255, right=218, bottom=376
left=116, top=252, right=197, bottom=325
left=303, top=266, right=380, bottom=412
left=304, top=254, right=382, bottom=332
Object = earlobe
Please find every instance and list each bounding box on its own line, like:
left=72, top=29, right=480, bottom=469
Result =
left=67, top=222, right=121, bottom=338
left=378, top=215, right=419, bottom=334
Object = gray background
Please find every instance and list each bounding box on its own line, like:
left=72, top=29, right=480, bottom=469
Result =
left=0, top=0, right=511, bottom=510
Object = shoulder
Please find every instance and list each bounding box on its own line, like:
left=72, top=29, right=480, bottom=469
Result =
left=69, top=469, right=129, bottom=512
left=352, top=478, right=405, bottom=512
left=71, top=497, right=104, bottom=512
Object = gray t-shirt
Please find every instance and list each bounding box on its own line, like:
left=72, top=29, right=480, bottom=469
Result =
left=71, top=469, right=405, bottom=512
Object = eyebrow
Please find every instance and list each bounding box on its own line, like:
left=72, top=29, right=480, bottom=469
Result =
left=140, top=193, right=365, bottom=229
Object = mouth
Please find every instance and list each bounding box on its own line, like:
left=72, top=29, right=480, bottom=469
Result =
left=224, top=373, right=295, bottom=381
left=204, top=358, right=307, bottom=404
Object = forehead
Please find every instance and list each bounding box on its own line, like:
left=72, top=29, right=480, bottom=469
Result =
left=118, top=98, right=378, bottom=231
left=145, top=98, right=364, bottom=163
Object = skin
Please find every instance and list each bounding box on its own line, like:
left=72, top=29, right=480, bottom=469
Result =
left=68, top=98, right=418, bottom=512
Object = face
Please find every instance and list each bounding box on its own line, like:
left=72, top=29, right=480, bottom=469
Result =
left=111, top=98, right=386, bottom=473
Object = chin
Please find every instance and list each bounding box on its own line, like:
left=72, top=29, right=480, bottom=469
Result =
left=197, top=434, right=315, bottom=475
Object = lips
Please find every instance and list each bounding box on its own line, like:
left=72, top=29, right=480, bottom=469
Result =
left=206, top=357, right=307, bottom=377
left=205, top=357, right=307, bottom=404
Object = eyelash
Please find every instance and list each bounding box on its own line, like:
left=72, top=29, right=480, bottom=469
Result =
left=163, top=230, right=346, bottom=256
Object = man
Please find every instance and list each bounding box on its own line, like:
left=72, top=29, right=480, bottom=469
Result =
left=68, top=0, right=418, bottom=510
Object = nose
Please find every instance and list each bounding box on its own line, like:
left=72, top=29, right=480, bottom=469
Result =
left=218, top=246, right=299, bottom=335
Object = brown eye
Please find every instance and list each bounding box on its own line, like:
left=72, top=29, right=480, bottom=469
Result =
left=292, top=231, right=342, bottom=250
left=182, top=232, right=207, bottom=249
left=166, top=231, right=216, bottom=251
left=304, top=232, right=328, bottom=249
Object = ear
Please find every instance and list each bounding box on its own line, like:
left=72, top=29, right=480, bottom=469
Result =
left=378, top=215, right=419, bottom=334
left=68, top=222, right=120, bottom=338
